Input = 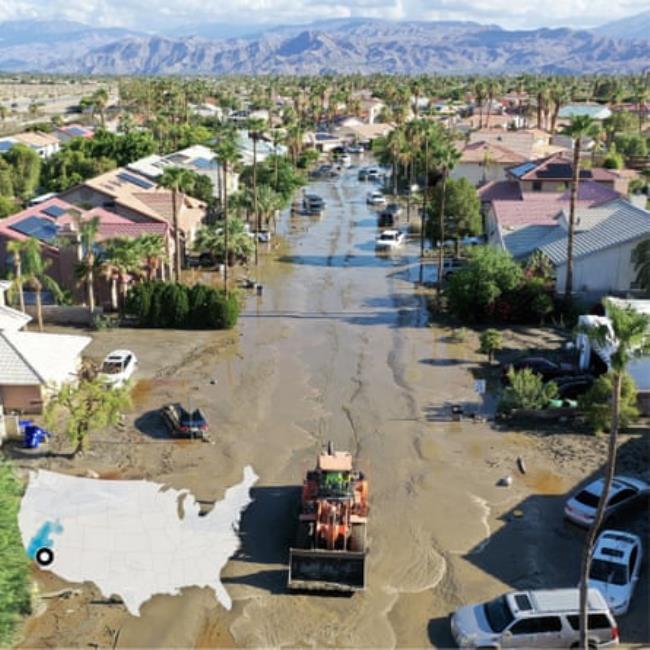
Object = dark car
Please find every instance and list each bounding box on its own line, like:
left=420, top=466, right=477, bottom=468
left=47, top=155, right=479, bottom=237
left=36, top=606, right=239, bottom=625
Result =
left=555, top=376, right=594, bottom=399
left=502, top=357, right=576, bottom=383
left=377, top=211, right=396, bottom=227
left=160, top=403, right=208, bottom=439
left=384, top=203, right=403, bottom=217
left=302, top=193, right=325, bottom=215
left=358, top=168, right=368, bottom=181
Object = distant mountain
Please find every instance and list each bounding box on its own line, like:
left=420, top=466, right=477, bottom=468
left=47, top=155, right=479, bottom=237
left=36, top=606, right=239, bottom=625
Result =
left=73, top=20, right=650, bottom=75
left=0, top=17, right=648, bottom=75
left=0, top=19, right=144, bottom=71
left=593, top=10, right=650, bottom=41
left=165, top=22, right=272, bottom=41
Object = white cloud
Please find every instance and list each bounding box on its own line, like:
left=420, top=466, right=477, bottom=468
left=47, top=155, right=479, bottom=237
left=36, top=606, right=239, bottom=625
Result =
left=0, top=0, right=647, bottom=30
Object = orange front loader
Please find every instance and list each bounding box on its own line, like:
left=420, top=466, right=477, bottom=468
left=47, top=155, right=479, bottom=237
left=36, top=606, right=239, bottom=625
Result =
left=288, top=441, right=369, bottom=592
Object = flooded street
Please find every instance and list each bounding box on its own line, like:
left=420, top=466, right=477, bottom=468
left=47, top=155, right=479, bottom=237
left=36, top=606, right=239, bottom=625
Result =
left=19, top=162, right=648, bottom=648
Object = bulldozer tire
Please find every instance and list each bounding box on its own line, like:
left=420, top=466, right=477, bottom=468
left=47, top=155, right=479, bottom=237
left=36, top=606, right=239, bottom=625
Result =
left=349, top=524, right=366, bottom=552
left=296, top=522, right=311, bottom=549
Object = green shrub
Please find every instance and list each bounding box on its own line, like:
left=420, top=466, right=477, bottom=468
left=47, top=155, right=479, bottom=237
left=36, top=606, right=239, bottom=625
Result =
left=0, top=460, right=31, bottom=645
left=578, top=372, right=639, bottom=433
left=479, top=329, right=502, bottom=363
left=499, top=368, right=558, bottom=412
left=126, top=282, right=239, bottom=330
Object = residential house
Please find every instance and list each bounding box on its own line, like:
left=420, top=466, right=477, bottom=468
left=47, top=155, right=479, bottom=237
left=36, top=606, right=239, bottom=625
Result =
left=334, top=122, right=393, bottom=146
left=0, top=330, right=91, bottom=414
left=236, top=130, right=287, bottom=165
left=304, top=132, right=342, bottom=153
left=558, top=104, right=612, bottom=122
left=53, top=124, right=94, bottom=143
left=128, top=144, right=239, bottom=204
left=60, top=168, right=206, bottom=260
left=0, top=131, right=60, bottom=158
left=452, top=141, right=528, bottom=186
left=506, top=154, right=629, bottom=194
left=535, top=201, right=650, bottom=297
left=359, top=98, right=385, bottom=125
left=484, top=181, right=623, bottom=259
left=0, top=197, right=170, bottom=306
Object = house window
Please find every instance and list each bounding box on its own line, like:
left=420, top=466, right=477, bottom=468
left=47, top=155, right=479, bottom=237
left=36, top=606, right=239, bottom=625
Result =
left=532, top=181, right=542, bottom=192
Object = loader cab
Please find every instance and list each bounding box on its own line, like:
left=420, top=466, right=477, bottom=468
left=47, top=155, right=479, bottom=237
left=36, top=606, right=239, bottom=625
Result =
left=317, top=451, right=354, bottom=498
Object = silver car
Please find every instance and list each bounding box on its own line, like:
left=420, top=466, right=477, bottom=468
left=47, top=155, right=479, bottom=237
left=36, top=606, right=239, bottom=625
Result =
left=450, top=588, right=619, bottom=648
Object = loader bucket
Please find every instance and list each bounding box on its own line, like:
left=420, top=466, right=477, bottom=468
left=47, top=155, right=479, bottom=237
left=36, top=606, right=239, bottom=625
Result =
left=287, top=549, right=366, bottom=592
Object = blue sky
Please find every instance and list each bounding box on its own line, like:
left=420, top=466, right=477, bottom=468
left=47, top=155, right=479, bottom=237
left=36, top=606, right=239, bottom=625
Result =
left=0, top=0, right=646, bottom=31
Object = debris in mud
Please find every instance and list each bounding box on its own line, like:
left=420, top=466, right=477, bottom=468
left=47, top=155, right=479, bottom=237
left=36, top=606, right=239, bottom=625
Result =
left=497, top=475, right=513, bottom=487
left=517, top=456, right=527, bottom=474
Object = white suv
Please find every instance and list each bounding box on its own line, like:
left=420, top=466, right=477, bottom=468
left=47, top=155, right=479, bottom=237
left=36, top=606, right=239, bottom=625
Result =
left=450, top=588, right=619, bottom=648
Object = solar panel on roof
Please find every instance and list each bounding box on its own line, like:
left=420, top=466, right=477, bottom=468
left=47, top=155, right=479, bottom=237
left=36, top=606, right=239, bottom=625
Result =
left=192, top=157, right=215, bottom=169
left=117, top=172, right=155, bottom=190
left=41, top=204, right=67, bottom=219
left=11, top=216, right=59, bottom=243
left=0, top=140, right=14, bottom=152
left=509, top=162, right=536, bottom=178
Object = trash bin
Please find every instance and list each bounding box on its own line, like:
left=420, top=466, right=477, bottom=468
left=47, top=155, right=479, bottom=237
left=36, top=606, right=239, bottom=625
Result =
left=256, top=284, right=263, bottom=296
left=450, top=404, right=463, bottom=421
left=23, top=424, right=48, bottom=449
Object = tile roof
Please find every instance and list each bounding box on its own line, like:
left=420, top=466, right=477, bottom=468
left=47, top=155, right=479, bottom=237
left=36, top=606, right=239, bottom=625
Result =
left=460, top=140, right=528, bottom=164
left=478, top=180, right=522, bottom=202
left=502, top=225, right=558, bottom=258
left=0, top=305, right=32, bottom=332
left=539, top=202, right=650, bottom=265
left=0, top=334, right=41, bottom=384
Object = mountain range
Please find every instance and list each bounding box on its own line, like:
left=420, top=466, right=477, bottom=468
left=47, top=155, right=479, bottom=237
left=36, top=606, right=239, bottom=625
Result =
left=0, top=14, right=648, bottom=75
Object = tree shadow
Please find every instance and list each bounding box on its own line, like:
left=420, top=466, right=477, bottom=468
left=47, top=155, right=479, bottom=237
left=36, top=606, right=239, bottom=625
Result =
left=419, top=358, right=469, bottom=367
left=133, top=410, right=170, bottom=440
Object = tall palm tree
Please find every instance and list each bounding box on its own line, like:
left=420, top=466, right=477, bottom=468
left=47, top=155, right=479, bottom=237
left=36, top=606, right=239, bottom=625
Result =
left=72, top=214, right=100, bottom=315
left=6, top=240, right=26, bottom=313
left=213, top=134, right=241, bottom=297
left=21, top=238, right=63, bottom=332
left=549, top=83, right=570, bottom=135
left=90, top=88, right=109, bottom=128
left=474, top=82, right=486, bottom=129
left=485, top=80, right=501, bottom=129
left=247, top=117, right=267, bottom=265
left=433, top=141, right=461, bottom=298
left=562, top=115, right=601, bottom=307
left=256, top=184, right=282, bottom=233
left=577, top=300, right=650, bottom=648
left=158, top=166, right=194, bottom=282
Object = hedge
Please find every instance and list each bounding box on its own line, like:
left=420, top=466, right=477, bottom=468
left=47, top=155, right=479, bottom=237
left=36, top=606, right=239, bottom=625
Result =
left=0, top=460, right=31, bottom=645
left=126, top=282, right=240, bottom=329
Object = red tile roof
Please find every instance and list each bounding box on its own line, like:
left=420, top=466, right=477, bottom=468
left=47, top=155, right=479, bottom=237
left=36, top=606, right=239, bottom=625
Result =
left=460, top=140, right=528, bottom=164
left=478, top=180, right=522, bottom=202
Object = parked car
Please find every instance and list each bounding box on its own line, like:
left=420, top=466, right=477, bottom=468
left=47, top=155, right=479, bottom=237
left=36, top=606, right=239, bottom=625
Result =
left=346, top=143, right=364, bottom=154
left=375, top=229, right=405, bottom=250
left=358, top=167, right=368, bottom=181
left=587, top=530, right=643, bottom=616
left=98, top=350, right=137, bottom=388
left=339, top=153, right=352, bottom=168
left=377, top=210, right=396, bottom=227
left=564, top=476, right=650, bottom=528
left=501, top=357, right=576, bottom=383
left=302, top=193, right=325, bottom=214
left=441, top=258, right=467, bottom=280
left=384, top=202, right=403, bottom=218
left=555, top=375, right=594, bottom=399
left=366, top=168, right=382, bottom=181
left=160, top=403, right=209, bottom=439
left=367, top=190, right=387, bottom=206
left=450, top=588, right=619, bottom=649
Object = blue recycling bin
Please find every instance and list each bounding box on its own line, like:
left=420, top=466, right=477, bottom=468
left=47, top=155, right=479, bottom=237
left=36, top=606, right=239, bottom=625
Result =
left=23, top=424, right=49, bottom=449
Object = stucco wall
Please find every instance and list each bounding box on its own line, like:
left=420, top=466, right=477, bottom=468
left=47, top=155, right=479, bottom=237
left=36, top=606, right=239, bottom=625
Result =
left=0, top=384, right=43, bottom=414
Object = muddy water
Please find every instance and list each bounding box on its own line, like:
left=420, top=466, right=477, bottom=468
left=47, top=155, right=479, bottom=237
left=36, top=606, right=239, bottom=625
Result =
left=160, top=165, right=528, bottom=648
left=22, top=163, right=601, bottom=648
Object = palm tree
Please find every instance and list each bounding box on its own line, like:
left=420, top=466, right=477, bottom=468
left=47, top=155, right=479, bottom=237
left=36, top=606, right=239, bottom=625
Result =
left=485, top=80, right=501, bottom=129
left=158, top=166, right=193, bottom=282
left=194, top=217, right=254, bottom=266
left=21, top=238, right=63, bottom=332
left=433, top=141, right=461, bottom=297
left=247, top=117, right=267, bottom=265
left=577, top=300, right=650, bottom=648
left=549, top=84, right=570, bottom=135
left=101, top=238, right=140, bottom=312
left=90, top=88, right=109, bottom=127
left=256, top=184, right=282, bottom=233
left=72, top=214, right=100, bottom=315
left=6, top=240, right=26, bottom=313
left=135, top=233, right=167, bottom=281
left=474, top=82, right=486, bottom=128
left=213, top=134, right=241, bottom=297
left=562, top=116, right=601, bottom=307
